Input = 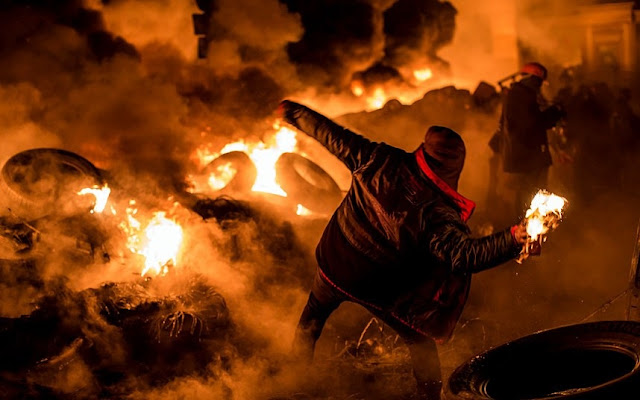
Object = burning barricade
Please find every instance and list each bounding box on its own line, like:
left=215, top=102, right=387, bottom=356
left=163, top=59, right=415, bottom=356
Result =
left=0, top=137, right=326, bottom=397
left=187, top=121, right=343, bottom=217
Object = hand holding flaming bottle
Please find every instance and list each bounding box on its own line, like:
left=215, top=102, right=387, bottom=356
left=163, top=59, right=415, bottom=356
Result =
left=516, top=189, right=567, bottom=264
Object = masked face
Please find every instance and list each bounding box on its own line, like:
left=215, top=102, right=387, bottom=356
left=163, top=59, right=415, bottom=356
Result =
left=422, top=126, right=466, bottom=190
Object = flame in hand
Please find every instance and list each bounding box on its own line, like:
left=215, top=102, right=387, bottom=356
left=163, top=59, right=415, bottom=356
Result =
left=517, top=189, right=567, bottom=263
left=525, top=190, right=567, bottom=240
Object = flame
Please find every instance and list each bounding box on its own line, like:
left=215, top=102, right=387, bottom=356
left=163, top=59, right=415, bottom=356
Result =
left=351, top=80, right=364, bottom=97
left=367, top=87, right=387, bottom=110
left=524, top=190, right=567, bottom=240
left=77, top=184, right=111, bottom=213
left=413, top=68, right=433, bottom=82
left=120, top=202, right=184, bottom=277
left=208, top=162, right=237, bottom=191
left=296, top=203, right=313, bottom=216
left=192, top=122, right=298, bottom=197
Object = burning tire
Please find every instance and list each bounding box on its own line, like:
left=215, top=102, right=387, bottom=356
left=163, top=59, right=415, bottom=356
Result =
left=202, top=151, right=257, bottom=193
left=444, top=321, right=640, bottom=400
left=0, top=148, right=104, bottom=220
left=275, top=152, right=342, bottom=214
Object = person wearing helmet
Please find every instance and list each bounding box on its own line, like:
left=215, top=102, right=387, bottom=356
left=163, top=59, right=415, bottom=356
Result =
left=499, top=62, right=566, bottom=217
left=278, top=100, right=530, bottom=400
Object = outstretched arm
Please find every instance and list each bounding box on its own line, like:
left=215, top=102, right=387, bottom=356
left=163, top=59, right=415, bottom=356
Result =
left=279, top=100, right=378, bottom=171
left=426, top=205, right=524, bottom=274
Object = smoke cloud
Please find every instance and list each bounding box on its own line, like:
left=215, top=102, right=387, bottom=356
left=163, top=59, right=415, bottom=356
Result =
left=0, top=0, right=638, bottom=398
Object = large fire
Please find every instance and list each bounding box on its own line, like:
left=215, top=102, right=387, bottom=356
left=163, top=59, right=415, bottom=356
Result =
left=517, top=189, right=567, bottom=263
left=119, top=202, right=184, bottom=277
left=77, top=184, right=185, bottom=277
left=192, top=122, right=298, bottom=197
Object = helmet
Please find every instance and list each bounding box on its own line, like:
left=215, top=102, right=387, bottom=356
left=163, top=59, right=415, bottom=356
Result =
left=521, top=62, right=547, bottom=80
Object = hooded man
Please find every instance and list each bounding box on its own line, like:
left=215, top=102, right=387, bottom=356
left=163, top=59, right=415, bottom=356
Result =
left=278, top=100, right=528, bottom=400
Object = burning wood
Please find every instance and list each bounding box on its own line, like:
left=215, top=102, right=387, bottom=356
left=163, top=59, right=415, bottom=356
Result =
left=517, top=189, right=567, bottom=263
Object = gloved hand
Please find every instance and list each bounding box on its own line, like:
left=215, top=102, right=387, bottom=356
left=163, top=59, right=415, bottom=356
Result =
left=510, top=222, right=528, bottom=245
left=512, top=222, right=543, bottom=256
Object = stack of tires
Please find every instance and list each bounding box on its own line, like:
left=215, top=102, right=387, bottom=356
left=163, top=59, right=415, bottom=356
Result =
left=197, top=151, right=343, bottom=215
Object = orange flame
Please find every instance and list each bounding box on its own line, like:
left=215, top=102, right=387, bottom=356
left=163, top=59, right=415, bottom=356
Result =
left=120, top=201, right=184, bottom=277
left=525, top=190, right=567, bottom=240
left=207, top=162, right=237, bottom=191
left=351, top=80, right=365, bottom=97
left=77, top=184, right=111, bottom=213
left=367, top=87, right=387, bottom=110
left=413, top=68, right=433, bottom=82
left=191, top=122, right=298, bottom=197
left=517, top=189, right=567, bottom=263
left=295, top=203, right=313, bottom=216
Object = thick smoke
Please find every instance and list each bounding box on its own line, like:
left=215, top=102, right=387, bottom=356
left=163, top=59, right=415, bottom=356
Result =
left=2, top=0, right=639, bottom=399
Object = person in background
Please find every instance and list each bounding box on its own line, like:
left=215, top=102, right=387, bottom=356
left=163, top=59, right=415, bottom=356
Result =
left=498, top=62, right=566, bottom=217
left=278, top=99, right=529, bottom=400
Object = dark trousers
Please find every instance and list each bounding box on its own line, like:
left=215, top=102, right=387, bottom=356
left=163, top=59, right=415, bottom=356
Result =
left=292, top=270, right=442, bottom=399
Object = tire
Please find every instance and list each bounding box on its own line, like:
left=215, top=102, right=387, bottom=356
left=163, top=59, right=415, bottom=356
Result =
left=0, top=149, right=104, bottom=220
left=275, top=152, right=343, bottom=215
left=201, top=151, right=257, bottom=193
left=444, top=321, right=640, bottom=400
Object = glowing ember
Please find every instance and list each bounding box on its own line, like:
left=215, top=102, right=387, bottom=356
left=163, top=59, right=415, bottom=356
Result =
left=120, top=202, right=184, bottom=277
left=517, top=189, right=567, bottom=263
left=367, top=87, right=387, bottom=110
left=413, top=68, right=433, bottom=82
left=193, top=122, right=298, bottom=197
left=77, top=184, right=111, bottom=213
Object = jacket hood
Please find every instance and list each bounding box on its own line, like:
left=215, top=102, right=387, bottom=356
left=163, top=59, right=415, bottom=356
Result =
left=421, top=125, right=465, bottom=191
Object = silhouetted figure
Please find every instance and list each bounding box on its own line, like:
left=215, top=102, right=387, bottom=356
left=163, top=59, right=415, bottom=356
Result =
left=279, top=100, right=529, bottom=400
left=611, top=88, right=640, bottom=192
left=563, top=83, right=613, bottom=203
left=499, top=62, right=565, bottom=217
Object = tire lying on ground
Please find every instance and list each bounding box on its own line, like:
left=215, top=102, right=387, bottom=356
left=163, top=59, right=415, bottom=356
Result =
left=275, top=152, right=343, bottom=215
left=0, top=148, right=104, bottom=220
left=444, top=321, right=640, bottom=400
left=201, top=151, right=257, bottom=193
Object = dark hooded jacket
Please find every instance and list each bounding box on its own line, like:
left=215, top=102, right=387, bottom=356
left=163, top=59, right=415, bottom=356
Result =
left=281, top=101, right=520, bottom=341
left=500, top=79, right=564, bottom=173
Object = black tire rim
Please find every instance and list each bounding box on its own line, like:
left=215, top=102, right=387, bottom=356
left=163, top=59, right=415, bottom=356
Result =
left=201, top=151, right=257, bottom=193
left=275, top=152, right=342, bottom=214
